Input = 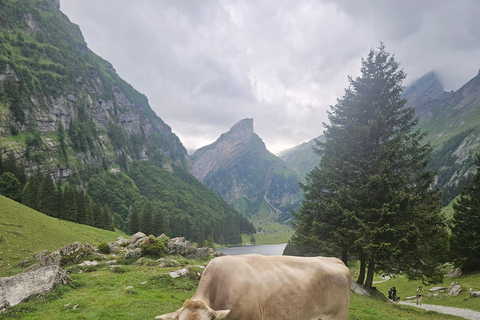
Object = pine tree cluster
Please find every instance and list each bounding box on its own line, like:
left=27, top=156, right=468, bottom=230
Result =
left=0, top=151, right=114, bottom=231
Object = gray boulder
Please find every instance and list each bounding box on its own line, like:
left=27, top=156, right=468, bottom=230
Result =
left=448, top=282, right=462, bottom=296
left=34, top=250, right=48, bottom=260
left=108, top=242, right=121, bottom=253
left=59, top=241, right=83, bottom=256
left=195, top=247, right=217, bottom=258
left=23, top=251, right=61, bottom=273
left=134, top=237, right=148, bottom=247
left=23, top=242, right=93, bottom=273
left=350, top=281, right=387, bottom=301
left=0, top=266, right=69, bottom=309
left=129, top=232, right=146, bottom=244
left=115, top=236, right=128, bottom=246
left=124, top=248, right=142, bottom=259
left=166, top=237, right=197, bottom=257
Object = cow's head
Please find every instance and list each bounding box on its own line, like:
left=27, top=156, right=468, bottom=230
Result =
left=156, top=299, right=230, bottom=320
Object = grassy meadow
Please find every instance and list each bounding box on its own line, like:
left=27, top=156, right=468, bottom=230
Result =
left=1, top=195, right=479, bottom=319
left=0, top=195, right=122, bottom=277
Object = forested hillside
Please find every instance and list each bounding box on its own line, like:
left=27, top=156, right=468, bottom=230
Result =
left=0, top=0, right=254, bottom=243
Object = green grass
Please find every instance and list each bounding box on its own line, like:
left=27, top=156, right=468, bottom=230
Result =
left=0, top=259, right=199, bottom=320
left=0, top=195, right=121, bottom=277
left=373, top=271, right=480, bottom=312
left=0, top=195, right=474, bottom=320
left=349, top=293, right=464, bottom=319
left=0, top=259, right=466, bottom=320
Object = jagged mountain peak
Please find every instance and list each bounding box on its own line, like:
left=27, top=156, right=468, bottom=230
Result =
left=190, top=118, right=260, bottom=181
left=403, top=71, right=446, bottom=111
left=230, top=118, right=254, bottom=132
left=190, top=118, right=301, bottom=220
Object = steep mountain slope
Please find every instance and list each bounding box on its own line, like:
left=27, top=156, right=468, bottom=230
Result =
left=0, top=0, right=187, bottom=172
left=0, top=0, right=253, bottom=242
left=278, top=135, right=323, bottom=183
left=419, top=70, right=480, bottom=204
left=190, top=119, right=302, bottom=222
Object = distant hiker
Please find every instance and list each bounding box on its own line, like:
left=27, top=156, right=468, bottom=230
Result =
left=416, top=286, right=423, bottom=305
left=388, top=288, right=393, bottom=300
left=392, top=287, right=398, bottom=302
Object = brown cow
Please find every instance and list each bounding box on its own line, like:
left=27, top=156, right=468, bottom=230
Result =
left=156, top=254, right=350, bottom=320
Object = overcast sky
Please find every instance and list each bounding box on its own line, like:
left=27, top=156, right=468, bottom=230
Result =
left=60, top=0, right=480, bottom=154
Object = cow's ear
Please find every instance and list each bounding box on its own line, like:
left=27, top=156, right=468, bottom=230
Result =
left=214, top=309, right=230, bottom=319
left=155, top=310, right=179, bottom=320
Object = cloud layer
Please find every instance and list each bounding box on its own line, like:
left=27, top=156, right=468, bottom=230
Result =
left=60, top=0, right=480, bottom=153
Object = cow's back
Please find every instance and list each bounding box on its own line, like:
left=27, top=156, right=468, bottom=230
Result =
left=192, top=254, right=350, bottom=320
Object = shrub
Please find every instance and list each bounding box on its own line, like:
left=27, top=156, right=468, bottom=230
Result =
left=141, top=236, right=165, bottom=257
left=97, top=242, right=111, bottom=254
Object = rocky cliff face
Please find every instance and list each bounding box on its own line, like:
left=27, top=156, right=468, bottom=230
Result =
left=418, top=71, right=480, bottom=204
left=0, top=0, right=189, bottom=178
left=403, top=71, right=446, bottom=113
left=190, top=119, right=301, bottom=221
left=190, top=118, right=255, bottom=181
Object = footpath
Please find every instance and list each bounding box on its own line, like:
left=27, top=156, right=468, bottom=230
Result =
left=399, top=302, right=480, bottom=320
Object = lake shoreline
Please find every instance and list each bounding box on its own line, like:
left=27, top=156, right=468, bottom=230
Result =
left=216, top=243, right=287, bottom=256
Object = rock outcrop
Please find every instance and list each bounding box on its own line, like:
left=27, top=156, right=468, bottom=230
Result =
left=0, top=266, right=69, bottom=310
left=0, top=234, right=220, bottom=311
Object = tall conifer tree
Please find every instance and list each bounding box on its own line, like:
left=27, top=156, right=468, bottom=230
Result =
left=62, top=184, right=78, bottom=222
left=22, top=173, right=40, bottom=210
left=129, top=209, right=140, bottom=235
left=450, top=154, right=480, bottom=273
left=38, top=174, right=56, bottom=217
left=292, top=43, right=448, bottom=287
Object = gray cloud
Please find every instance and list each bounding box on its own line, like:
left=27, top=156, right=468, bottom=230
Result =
left=61, top=0, right=480, bottom=153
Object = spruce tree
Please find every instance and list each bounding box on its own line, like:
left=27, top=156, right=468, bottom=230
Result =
left=129, top=209, right=140, bottom=235
left=292, top=43, right=448, bottom=287
left=62, top=184, right=78, bottom=222
left=55, top=182, right=64, bottom=218
left=450, top=154, right=480, bottom=274
left=93, top=204, right=103, bottom=229
left=152, top=209, right=166, bottom=236
left=22, top=173, right=40, bottom=210
left=197, top=232, right=205, bottom=248
left=101, top=205, right=114, bottom=231
left=84, top=198, right=95, bottom=226
left=0, top=172, right=22, bottom=202
left=140, top=204, right=153, bottom=236
left=38, top=174, right=56, bottom=217
left=76, top=190, right=87, bottom=224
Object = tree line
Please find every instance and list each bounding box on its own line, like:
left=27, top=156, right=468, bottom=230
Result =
left=0, top=151, right=114, bottom=231
left=287, top=44, right=480, bottom=288
left=0, top=151, right=255, bottom=244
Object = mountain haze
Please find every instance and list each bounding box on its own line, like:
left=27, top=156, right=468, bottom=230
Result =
left=190, top=119, right=302, bottom=222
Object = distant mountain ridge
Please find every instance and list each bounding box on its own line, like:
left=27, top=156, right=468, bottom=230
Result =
left=190, top=119, right=302, bottom=222
left=278, top=136, right=323, bottom=183
left=279, top=70, right=480, bottom=206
